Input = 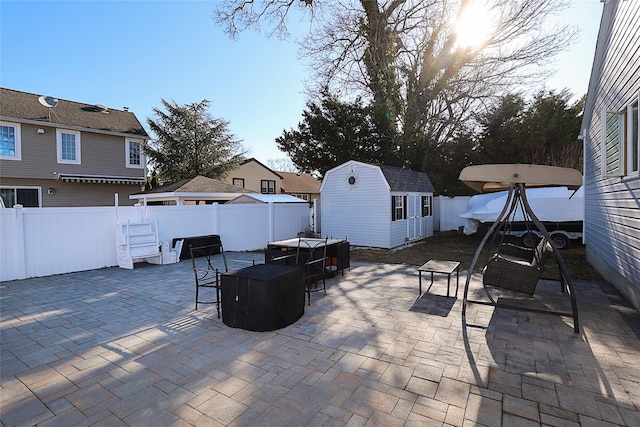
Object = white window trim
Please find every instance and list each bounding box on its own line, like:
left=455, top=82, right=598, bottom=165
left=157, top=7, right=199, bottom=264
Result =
left=626, top=97, right=639, bottom=177
left=601, top=93, right=640, bottom=179
left=125, top=138, right=145, bottom=169
left=56, top=129, right=81, bottom=165
left=0, top=121, right=21, bottom=161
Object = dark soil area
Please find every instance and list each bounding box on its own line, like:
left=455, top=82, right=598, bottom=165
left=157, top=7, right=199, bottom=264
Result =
left=350, top=231, right=605, bottom=282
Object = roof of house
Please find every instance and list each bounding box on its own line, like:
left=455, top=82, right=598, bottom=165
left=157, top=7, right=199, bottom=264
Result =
left=135, top=175, right=253, bottom=195
left=380, top=165, right=435, bottom=193
left=0, top=87, right=149, bottom=137
left=278, top=171, right=321, bottom=193
left=227, top=194, right=308, bottom=204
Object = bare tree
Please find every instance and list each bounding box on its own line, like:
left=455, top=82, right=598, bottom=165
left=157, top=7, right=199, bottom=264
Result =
left=267, top=158, right=298, bottom=172
left=216, top=0, right=575, bottom=170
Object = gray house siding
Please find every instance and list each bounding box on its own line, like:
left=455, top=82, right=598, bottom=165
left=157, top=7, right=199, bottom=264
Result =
left=581, top=0, right=640, bottom=309
left=0, top=123, right=141, bottom=179
left=0, top=88, right=148, bottom=207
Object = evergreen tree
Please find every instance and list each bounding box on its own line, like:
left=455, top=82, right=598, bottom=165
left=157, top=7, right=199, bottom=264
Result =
left=276, top=88, right=388, bottom=177
left=145, top=99, right=246, bottom=182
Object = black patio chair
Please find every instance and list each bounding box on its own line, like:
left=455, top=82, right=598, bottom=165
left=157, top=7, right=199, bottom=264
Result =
left=190, top=242, right=228, bottom=316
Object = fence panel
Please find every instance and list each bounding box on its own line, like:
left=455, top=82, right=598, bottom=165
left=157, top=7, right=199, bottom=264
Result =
left=21, top=207, right=119, bottom=279
left=436, top=196, right=471, bottom=232
left=144, top=205, right=217, bottom=243
left=271, top=203, right=312, bottom=242
left=218, top=204, right=270, bottom=251
left=1, top=202, right=311, bottom=281
left=0, top=209, right=20, bottom=280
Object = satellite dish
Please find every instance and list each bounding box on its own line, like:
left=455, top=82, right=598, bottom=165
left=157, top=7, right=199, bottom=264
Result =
left=94, top=104, right=108, bottom=113
left=38, top=96, right=58, bottom=108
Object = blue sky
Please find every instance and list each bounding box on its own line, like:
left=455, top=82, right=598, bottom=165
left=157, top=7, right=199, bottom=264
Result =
left=1, top=1, right=602, bottom=164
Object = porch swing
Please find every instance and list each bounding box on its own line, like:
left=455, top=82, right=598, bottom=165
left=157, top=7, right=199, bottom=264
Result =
left=459, top=164, right=582, bottom=333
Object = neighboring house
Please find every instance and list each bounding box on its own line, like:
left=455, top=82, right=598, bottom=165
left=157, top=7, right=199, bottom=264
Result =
left=225, top=158, right=283, bottom=195
left=278, top=171, right=321, bottom=202
left=320, top=160, right=435, bottom=249
left=224, top=157, right=321, bottom=202
left=130, top=175, right=253, bottom=205
left=0, top=88, right=149, bottom=207
left=581, top=0, right=640, bottom=310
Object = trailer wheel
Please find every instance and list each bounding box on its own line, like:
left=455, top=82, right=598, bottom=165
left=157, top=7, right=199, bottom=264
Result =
left=551, top=233, right=570, bottom=250
left=522, top=233, right=540, bottom=248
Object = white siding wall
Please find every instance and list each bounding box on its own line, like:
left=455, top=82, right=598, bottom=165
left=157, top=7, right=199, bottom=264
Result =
left=582, top=0, right=640, bottom=308
left=321, top=162, right=391, bottom=248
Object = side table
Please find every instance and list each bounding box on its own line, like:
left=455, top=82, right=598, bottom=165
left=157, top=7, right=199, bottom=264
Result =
left=418, top=260, right=460, bottom=298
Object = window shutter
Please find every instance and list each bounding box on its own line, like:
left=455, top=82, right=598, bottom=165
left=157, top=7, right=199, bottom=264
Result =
left=391, top=196, right=396, bottom=221
left=403, top=196, right=407, bottom=219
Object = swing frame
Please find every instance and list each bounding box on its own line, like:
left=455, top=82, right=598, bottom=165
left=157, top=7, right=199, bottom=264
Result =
left=459, top=164, right=582, bottom=333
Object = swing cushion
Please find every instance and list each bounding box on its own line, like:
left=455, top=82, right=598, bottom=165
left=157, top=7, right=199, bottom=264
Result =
left=483, top=239, right=553, bottom=295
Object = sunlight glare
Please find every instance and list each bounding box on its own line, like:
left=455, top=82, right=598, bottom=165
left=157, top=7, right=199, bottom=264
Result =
left=454, top=2, right=494, bottom=50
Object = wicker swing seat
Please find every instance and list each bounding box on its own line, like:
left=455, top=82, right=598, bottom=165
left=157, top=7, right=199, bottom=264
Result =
left=483, top=239, right=553, bottom=295
left=459, top=164, right=583, bottom=333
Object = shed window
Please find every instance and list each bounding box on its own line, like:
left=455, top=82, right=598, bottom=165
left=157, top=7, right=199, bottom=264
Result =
left=391, top=195, right=407, bottom=221
left=421, top=195, right=432, bottom=217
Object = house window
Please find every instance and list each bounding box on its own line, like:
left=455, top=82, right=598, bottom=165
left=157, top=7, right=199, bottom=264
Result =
left=0, top=187, right=40, bottom=207
left=628, top=100, right=639, bottom=174
left=421, top=195, right=433, bottom=217
left=233, top=178, right=245, bottom=188
left=391, top=195, right=407, bottom=221
left=126, top=138, right=144, bottom=168
left=57, top=129, right=81, bottom=164
left=0, top=121, right=21, bottom=160
left=261, top=180, right=275, bottom=194
left=291, top=193, right=309, bottom=201
left=603, top=95, right=640, bottom=177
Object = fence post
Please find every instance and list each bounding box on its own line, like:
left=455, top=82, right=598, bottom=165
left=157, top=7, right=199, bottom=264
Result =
left=14, top=205, right=27, bottom=280
left=212, top=203, right=220, bottom=235
left=268, top=202, right=274, bottom=242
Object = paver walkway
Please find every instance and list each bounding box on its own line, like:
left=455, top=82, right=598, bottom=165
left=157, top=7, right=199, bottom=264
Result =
left=1, top=253, right=639, bottom=426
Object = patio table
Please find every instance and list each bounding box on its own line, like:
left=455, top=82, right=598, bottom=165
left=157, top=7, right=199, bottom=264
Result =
left=418, top=260, right=460, bottom=298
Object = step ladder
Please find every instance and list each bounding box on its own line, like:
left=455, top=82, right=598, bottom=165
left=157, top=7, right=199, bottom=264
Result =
left=116, top=220, right=162, bottom=269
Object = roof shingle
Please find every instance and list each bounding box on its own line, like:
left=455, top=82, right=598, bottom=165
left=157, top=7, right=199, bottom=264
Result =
left=0, top=87, right=148, bottom=137
left=380, top=165, right=435, bottom=193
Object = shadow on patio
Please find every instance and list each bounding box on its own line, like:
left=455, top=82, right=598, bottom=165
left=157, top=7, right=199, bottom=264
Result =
left=1, top=256, right=638, bottom=426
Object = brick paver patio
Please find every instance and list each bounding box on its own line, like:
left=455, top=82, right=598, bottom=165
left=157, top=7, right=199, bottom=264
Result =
left=1, top=253, right=639, bottom=426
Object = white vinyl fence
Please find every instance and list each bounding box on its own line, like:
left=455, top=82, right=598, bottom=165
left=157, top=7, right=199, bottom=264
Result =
left=433, top=195, right=471, bottom=232
left=1, top=202, right=310, bottom=282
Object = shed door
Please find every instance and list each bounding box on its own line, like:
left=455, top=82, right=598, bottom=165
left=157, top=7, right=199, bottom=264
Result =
left=407, top=195, right=423, bottom=240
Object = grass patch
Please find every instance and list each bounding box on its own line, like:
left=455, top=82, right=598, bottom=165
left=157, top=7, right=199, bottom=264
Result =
left=350, top=231, right=604, bottom=282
